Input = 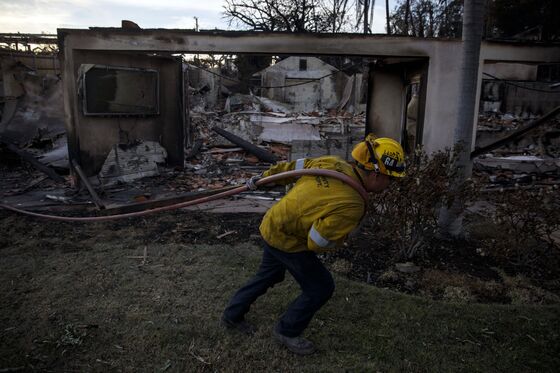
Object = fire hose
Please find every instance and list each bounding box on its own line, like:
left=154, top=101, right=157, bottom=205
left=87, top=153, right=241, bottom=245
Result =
left=0, top=169, right=368, bottom=223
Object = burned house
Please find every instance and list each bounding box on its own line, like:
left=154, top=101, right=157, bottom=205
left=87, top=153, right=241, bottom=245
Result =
left=1, top=28, right=558, bottom=197
left=186, top=62, right=230, bottom=112
left=474, top=59, right=560, bottom=185
left=481, top=61, right=560, bottom=116
left=54, top=29, right=558, bottom=171
left=2, top=21, right=560, bottom=373
left=252, top=56, right=355, bottom=113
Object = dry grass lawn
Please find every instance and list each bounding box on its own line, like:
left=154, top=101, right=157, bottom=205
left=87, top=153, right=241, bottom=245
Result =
left=1, top=212, right=559, bottom=372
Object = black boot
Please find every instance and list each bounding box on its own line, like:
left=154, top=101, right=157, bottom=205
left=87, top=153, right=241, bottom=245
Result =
left=273, top=328, right=316, bottom=355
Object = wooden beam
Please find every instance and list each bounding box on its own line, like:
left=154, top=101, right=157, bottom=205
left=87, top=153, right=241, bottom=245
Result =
left=101, top=185, right=239, bottom=215
left=212, top=127, right=277, bottom=164
left=72, top=160, right=105, bottom=210
left=1, top=140, right=66, bottom=183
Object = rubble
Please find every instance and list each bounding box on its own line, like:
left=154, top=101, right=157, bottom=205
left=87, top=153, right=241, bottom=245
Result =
left=253, top=96, right=293, bottom=114
left=1, top=139, right=65, bottom=183
left=224, top=93, right=260, bottom=113
left=475, top=155, right=560, bottom=174
left=475, top=106, right=560, bottom=189
left=0, top=52, right=366, bottom=214
left=184, top=86, right=367, bottom=197
left=255, top=118, right=322, bottom=143
left=98, top=141, right=167, bottom=186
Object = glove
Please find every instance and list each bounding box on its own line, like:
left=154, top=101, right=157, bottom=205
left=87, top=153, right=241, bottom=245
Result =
left=246, top=175, right=262, bottom=191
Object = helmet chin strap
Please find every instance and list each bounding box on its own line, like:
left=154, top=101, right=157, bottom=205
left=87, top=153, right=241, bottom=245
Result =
left=365, top=140, right=381, bottom=174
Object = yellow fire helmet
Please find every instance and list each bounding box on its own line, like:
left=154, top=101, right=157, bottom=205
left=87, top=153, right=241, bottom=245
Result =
left=351, top=134, right=406, bottom=177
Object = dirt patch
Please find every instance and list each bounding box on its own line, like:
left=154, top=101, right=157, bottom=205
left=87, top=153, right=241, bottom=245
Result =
left=325, top=228, right=560, bottom=305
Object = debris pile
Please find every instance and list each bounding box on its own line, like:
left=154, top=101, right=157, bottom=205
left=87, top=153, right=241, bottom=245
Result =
left=98, top=141, right=167, bottom=186
left=474, top=111, right=560, bottom=190
left=1, top=53, right=363, bottom=212
left=1, top=75, right=366, bottom=212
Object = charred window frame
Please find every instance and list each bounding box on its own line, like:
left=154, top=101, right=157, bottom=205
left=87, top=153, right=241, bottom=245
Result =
left=81, top=65, right=159, bottom=116
left=299, top=59, right=307, bottom=71
left=537, top=63, right=560, bottom=82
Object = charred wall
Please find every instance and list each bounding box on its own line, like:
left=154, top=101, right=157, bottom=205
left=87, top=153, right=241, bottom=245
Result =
left=0, top=52, right=64, bottom=145
left=68, top=51, right=183, bottom=175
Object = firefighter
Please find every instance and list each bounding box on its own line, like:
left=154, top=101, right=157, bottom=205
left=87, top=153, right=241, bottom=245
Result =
left=222, top=134, right=406, bottom=355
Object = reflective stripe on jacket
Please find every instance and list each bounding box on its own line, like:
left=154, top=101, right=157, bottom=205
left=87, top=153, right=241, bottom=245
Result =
left=259, top=156, right=366, bottom=253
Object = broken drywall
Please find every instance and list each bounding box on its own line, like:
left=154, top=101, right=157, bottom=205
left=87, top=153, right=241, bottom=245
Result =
left=98, top=141, right=167, bottom=185
left=475, top=155, right=560, bottom=174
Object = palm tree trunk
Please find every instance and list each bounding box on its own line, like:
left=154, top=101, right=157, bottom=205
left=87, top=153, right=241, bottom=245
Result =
left=386, top=0, right=391, bottom=34
left=404, top=0, right=411, bottom=34
left=333, top=0, right=337, bottom=32
left=438, top=0, right=486, bottom=236
left=364, top=0, right=369, bottom=33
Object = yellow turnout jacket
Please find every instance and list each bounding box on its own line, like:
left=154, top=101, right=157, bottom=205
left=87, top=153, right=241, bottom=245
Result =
left=259, top=156, right=366, bottom=253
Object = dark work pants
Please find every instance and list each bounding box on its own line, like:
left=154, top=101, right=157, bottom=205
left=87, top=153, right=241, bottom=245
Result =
left=223, top=240, right=335, bottom=337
